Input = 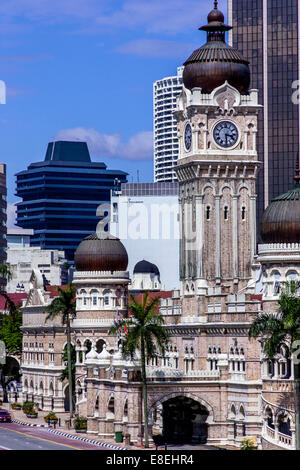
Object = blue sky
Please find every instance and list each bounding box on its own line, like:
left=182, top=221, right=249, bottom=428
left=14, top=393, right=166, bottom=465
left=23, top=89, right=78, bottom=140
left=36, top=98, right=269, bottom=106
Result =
left=0, top=0, right=228, bottom=225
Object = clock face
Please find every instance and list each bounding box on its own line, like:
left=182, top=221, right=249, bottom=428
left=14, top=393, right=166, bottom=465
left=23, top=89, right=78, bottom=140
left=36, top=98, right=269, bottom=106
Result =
left=213, top=121, right=239, bottom=149
left=184, top=123, right=192, bottom=151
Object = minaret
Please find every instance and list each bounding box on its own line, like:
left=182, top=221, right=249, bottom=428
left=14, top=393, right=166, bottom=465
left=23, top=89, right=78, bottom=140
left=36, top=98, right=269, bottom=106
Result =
left=175, top=2, right=262, bottom=305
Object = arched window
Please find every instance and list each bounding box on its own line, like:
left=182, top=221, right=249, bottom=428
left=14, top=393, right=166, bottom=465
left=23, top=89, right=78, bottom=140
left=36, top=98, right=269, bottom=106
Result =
left=103, top=290, right=111, bottom=307
left=95, top=396, right=99, bottom=417
left=224, top=205, right=229, bottom=220
left=90, top=289, right=98, bottom=307
left=206, top=205, right=211, bottom=221
left=239, top=405, right=245, bottom=420
left=241, top=205, right=246, bottom=221
left=96, top=339, right=106, bottom=354
left=81, top=289, right=87, bottom=306
left=273, top=271, right=281, bottom=295
left=107, top=396, right=115, bottom=419
left=123, top=400, right=128, bottom=423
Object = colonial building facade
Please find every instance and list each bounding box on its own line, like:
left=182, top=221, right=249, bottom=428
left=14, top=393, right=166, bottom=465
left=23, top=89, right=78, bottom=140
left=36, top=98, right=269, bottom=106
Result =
left=20, top=2, right=298, bottom=450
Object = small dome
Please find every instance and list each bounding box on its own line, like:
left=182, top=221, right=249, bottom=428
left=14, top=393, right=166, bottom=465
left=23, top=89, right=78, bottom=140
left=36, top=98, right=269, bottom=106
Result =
left=98, top=345, right=111, bottom=364
left=260, top=185, right=300, bottom=243
left=112, top=345, right=125, bottom=367
left=207, top=6, right=224, bottom=24
left=133, top=260, right=160, bottom=276
left=74, top=231, right=128, bottom=272
left=86, top=345, right=98, bottom=361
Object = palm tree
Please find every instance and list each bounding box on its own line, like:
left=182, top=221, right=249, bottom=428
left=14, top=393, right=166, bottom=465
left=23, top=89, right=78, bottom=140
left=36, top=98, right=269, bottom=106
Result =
left=109, top=292, right=169, bottom=448
left=248, top=281, right=300, bottom=450
left=46, top=284, right=76, bottom=420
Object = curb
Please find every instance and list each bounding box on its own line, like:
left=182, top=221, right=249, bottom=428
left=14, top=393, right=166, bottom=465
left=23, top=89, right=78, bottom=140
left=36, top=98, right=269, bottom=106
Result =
left=12, top=419, right=126, bottom=450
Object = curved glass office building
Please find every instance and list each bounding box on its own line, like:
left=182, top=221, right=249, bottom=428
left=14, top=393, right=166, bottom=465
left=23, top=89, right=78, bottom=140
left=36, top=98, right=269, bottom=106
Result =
left=15, top=141, right=127, bottom=261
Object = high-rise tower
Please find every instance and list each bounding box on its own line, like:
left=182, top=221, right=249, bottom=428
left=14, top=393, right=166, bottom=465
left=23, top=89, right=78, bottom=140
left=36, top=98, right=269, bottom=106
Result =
left=153, top=67, right=183, bottom=182
left=15, top=141, right=127, bottom=262
left=228, top=0, right=300, bottom=236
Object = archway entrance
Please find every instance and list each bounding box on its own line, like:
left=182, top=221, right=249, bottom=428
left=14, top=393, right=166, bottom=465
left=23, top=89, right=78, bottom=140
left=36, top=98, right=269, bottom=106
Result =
left=162, top=396, right=209, bottom=444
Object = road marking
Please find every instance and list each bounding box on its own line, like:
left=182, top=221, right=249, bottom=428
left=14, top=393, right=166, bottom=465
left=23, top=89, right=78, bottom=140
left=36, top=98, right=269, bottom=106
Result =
left=0, top=445, right=11, bottom=450
left=0, top=427, right=84, bottom=450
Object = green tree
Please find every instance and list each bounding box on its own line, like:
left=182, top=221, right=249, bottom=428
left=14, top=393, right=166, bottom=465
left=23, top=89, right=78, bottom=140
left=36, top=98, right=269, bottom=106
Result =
left=46, top=284, right=76, bottom=419
left=0, top=309, right=22, bottom=354
left=249, top=281, right=300, bottom=450
left=0, top=263, right=22, bottom=403
left=109, top=292, right=169, bottom=448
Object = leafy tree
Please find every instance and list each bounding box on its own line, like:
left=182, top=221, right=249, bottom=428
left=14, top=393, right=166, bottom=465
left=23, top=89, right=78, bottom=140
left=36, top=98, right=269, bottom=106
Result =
left=249, top=281, right=300, bottom=450
left=109, top=292, right=169, bottom=447
left=0, top=309, right=22, bottom=354
left=0, top=263, right=22, bottom=403
left=46, top=284, right=76, bottom=419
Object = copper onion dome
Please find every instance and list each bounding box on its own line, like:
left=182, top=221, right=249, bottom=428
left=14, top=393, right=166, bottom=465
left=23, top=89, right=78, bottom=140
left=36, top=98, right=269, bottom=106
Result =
left=74, top=231, right=128, bottom=272
left=260, top=157, right=300, bottom=244
left=183, top=1, right=250, bottom=94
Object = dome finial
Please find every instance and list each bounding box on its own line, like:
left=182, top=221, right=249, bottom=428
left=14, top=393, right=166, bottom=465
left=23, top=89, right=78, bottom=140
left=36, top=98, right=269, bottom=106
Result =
left=214, top=0, right=218, bottom=8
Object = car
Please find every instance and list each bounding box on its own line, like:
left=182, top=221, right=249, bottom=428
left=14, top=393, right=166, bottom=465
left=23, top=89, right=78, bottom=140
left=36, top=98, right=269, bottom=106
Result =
left=0, top=410, right=12, bottom=423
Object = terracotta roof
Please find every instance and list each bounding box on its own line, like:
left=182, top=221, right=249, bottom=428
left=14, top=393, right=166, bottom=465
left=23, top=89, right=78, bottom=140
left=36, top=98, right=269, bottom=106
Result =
left=0, top=293, right=28, bottom=311
left=45, top=285, right=69, bottom=298
left=129, top=291, right=173, bottom=314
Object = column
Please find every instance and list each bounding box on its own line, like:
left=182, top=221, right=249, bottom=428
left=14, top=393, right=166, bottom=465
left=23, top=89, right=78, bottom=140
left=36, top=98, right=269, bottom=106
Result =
left=232, top=195, right=239, bottom=281
left=195, top=195, right=203, bottom=278
left=215, top=195, right=221, bottom=281
left=250, top=195, right=257, bottom=259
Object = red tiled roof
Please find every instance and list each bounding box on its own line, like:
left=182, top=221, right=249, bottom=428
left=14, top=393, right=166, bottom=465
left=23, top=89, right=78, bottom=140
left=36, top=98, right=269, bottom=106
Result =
left=129, top=291, right=173, bottom=313
left=45, top=285, right=69, bottom=298
left=0, top=293, right=28, bottom=311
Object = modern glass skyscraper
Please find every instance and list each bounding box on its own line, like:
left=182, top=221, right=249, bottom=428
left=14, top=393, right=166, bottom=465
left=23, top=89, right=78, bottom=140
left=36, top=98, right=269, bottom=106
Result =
left=15, top=141, right=127, bottom=261
left=153, top=67, right=184, bottom=182
left=228, top=0, right=300, bottom=235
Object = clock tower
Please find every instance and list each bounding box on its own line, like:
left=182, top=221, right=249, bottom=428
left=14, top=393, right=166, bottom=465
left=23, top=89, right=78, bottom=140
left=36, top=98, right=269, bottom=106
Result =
left=175, top=1, right=262, bottom=304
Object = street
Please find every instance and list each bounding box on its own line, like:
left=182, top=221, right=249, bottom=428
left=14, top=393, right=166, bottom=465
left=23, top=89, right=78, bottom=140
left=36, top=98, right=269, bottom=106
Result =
left=0, top=423, right=109, bottom=450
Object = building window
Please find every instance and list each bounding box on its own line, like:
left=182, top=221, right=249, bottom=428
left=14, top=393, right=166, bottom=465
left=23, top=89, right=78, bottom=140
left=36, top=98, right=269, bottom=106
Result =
left=241, top=206, right=246, bottom=221
left=103, top=290, right=111, bottom=307
left=206, top=205, right=211, bottom=221
left=224, top=206, right=229, bottom=220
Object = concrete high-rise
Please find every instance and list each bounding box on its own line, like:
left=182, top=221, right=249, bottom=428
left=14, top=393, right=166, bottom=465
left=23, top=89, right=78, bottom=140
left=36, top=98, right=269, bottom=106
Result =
left=15, top=141, right=127, bottom=262
left=0, top=164, right=7, bottom=266
left=228, top=0, right=300, bottom=236
left=153, top=67, right=184, bottom=182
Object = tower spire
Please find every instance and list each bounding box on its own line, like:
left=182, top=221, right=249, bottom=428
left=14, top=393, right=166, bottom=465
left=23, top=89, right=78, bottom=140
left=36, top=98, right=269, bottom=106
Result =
left=214, top=0, right=218, bottom=9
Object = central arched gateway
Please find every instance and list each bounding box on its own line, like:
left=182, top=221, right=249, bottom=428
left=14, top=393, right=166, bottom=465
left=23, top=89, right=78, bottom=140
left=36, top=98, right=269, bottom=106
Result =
left=162, top=396, right=209, bottom=444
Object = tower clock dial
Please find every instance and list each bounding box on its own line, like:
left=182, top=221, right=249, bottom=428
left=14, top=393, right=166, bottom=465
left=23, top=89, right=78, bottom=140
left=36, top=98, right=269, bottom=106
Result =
left=213, top=121, right=239, bottom=149
left=184, top=123, right=192, bottom=151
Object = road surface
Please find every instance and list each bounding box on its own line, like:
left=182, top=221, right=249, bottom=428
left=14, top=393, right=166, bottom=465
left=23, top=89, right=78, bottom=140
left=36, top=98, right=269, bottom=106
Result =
left=0, top=422, right=109, bottom=450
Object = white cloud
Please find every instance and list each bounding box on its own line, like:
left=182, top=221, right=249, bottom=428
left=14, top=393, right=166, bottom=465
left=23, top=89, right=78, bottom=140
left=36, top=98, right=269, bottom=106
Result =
left=0, top=0, right=106, bottom=21
left=116, top=38, right=198, bottom=58
left=54, top=127, right=153, bottom=161
left=0, top=0, right=225, bottom=34
left=95, top=0, right=214, bottom=35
